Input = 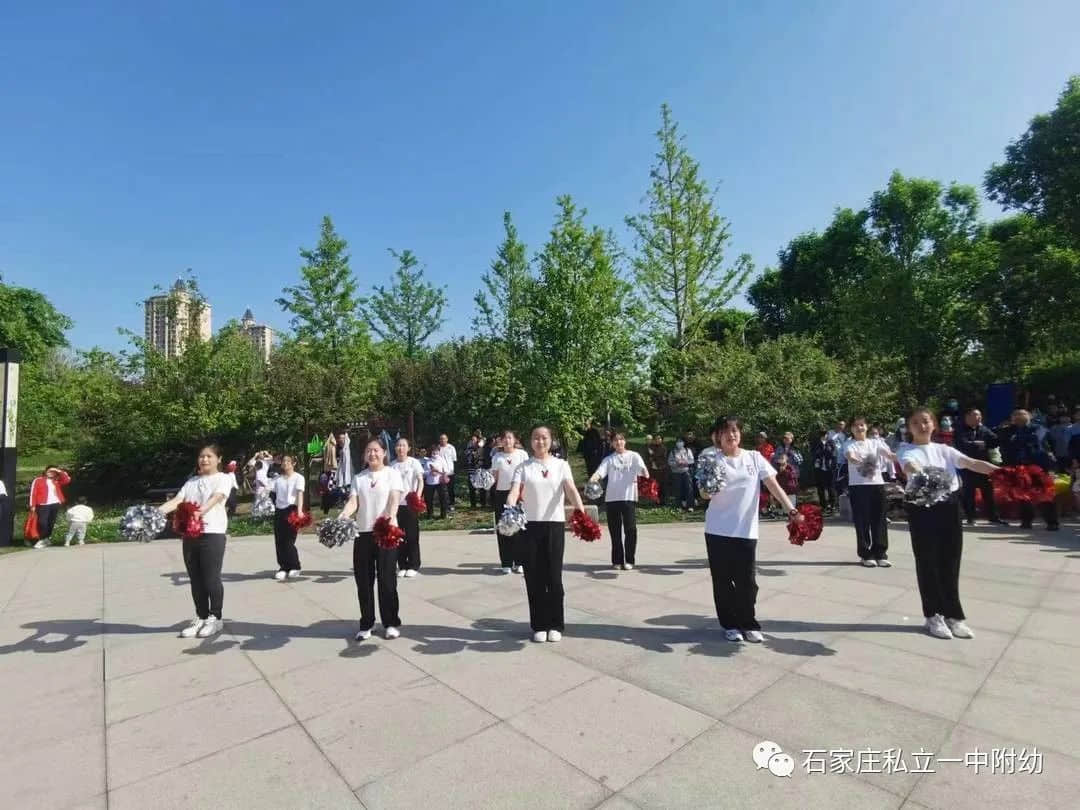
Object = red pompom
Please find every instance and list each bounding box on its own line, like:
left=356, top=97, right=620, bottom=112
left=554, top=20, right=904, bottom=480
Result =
left=287, top=511, right=312, bottom=530
left=173, top=501, right=204, bottom=540
left=406, top=491, right=427, bottom=514
left=373, top=515, right=406, bottom=549
left=570, top=508, right=601, bottom=542
left=637, top=476, right=660, bottom=503
left=992, top=465, right=1055, bottom=505
left=787, top=504, right=823, bottom=546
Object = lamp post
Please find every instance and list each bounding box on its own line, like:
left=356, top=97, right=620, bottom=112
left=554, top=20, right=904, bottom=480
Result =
left=0, top=349, right=19, bottom=547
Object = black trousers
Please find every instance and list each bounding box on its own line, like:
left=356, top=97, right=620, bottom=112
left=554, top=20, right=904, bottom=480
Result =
left=959, top=470, right=998, bottom=522
left=425, top=483, right=447, bottom=519
left=1019, top=500, right=1059, bottom=528
left=906, top=498, right=965, bottom=620
left=705, top=535, right=759, bottom=630
left=183, top=533, right=226, bottom=620
left=353, top=531, right=400, bottom=630
left=446, top=473, right=456, bottom=506
left=520, top=521, right=565, bottom=632
left=607, top=501, right=638, bottom=566
left=849, top=485, right=888, bottom=560
left=273, top=506, right=301, bottom=572
left=467, top=473, right=487, bottom=508
left=36, top=503, right=60, bottom=539
left=491, top=489, right=519, bottom=567
left=396, top=504, right=421, bottom=571
left=814, top=470, right=836, bottom=510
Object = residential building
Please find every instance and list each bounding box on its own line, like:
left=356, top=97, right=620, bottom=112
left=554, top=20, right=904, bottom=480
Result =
left=240, top=308, right=274, bottom=362
left=143, top=280, right=212, bottom=358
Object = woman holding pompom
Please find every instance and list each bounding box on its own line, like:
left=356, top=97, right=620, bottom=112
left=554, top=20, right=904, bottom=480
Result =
left=392, top=437, right=425, bottom=578
left=491, top=429, right=529, bottom=573
left=898, top=407, right=999, bottom=640
left=505, top=425, right=586, bottom=643
left=704, top=417, right=801, bottom=643
left=158, top=445, right=235, bottom=639
left=844, top=417, right=896, bottom=568
left=587, top=431, right=649, bottom=571
left=340, top=440, right=406, bottom=641
left=270, top=455, right=306, bottom=581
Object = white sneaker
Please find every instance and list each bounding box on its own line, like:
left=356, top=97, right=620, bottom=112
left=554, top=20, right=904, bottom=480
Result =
left=861, top=559, right=878, bottom=568
left=287, top=570, right=301, bottom=579
left=724, top=628, right=744, bottom=642
left=355, top=629, right=372, bottom=641
left=512, top=565, right=523, bottom=574
left=197, top=618, right=222, bottom=638
left=33, top=540, right=47, bottom=549
left=612, top=565, right=622, bottom=572
left=78, top=539, right=85, bottom=545
left=926, top=614, right=953, bottom=639
left=397, top=569, right=407, bottom=578
left=532, top=631, right=547, bottom=643
left=876, top=559, right=892, bottom=568
left=946, top=618, right=974, bottom=639
left=501, top=567, right=513, bottom=574
left=623, top=563, right=634, bottom=571
left=385, top=626, right=401, bottom=640
left=180, top=618, right=204, bottom=638
left=547, top=630, right=562, bottom=642
left=744, top=630, right=764, bottom=643
left=274, top=570, right=287, bottom=581
left=64, top=541, right=70, bottom=547
left=404, top=570, right=418, bottom=578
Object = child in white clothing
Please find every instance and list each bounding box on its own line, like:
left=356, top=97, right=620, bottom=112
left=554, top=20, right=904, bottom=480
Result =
left=65, top=497, right=94, bottom=546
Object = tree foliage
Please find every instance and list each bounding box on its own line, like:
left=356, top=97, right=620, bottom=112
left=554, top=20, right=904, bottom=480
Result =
left=365, top=249, right=447, bottom=359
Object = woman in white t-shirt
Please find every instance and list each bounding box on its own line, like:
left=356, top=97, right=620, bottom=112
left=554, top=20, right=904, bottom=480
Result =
left=423, top=444, right=451, bottom=520
left=392, top=438, right=426, bottom=578
left=897, top=407, right=999, bottom=641
left=506, top=425, right=586, bottom=643
left=159, top=445, right=235, bottom=639
left=271, top=455, right=306, bottom=581
left=491, top=430, right=529, bottom=573
left=340, top=440, right=406, bottom=641
left=844, top=417, right=897, bottom=568
left=704, top=417, right=802, bottom=644
left=588, top=432, right=649, bottom=571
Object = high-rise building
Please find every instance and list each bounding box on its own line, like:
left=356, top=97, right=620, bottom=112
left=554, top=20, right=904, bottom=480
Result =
left=143, top=280, right=212, bottom=358
left=240, top=308, right=274, bottom=363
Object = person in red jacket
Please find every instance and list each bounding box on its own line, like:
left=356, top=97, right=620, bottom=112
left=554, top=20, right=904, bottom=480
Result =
left=28, top=466, right=71, bottom=548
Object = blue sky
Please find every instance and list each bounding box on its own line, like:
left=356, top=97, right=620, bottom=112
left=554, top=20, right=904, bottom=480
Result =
left=2, top=1, right=1077, bottom=352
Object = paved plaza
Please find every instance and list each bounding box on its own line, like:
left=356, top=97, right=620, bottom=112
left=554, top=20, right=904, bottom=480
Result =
left=1, top=519, right=1078, bottom=809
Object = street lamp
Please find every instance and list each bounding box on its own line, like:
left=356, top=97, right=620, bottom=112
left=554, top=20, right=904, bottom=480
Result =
left=0, top=348, right=19, bottom=547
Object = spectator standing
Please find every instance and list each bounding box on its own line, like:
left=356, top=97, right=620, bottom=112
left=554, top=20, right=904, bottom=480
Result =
left=464, top=431, right=487, bottom=508
left=811, top=430, right=837, bottom=514
left=424, top=444, right=451, bottom=520
left=28, top=466, right=70, bottom=548
left=668, top=439, right=695, bottom=512
left=954, top=408, right=1008, bottom=526
left=64, top=497, right=94, bottom=547
left=437, top=434, right=458, bottom=512
left=647, top=434, right=670, bottom=505
left=1002, top=409, right=1059, bottom=531
left=1049, top=413, right=1073, bottom=472
left=579, top=423, right=606, bottom=477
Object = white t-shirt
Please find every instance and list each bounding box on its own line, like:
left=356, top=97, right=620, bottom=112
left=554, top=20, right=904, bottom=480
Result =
left=704, top=450, right=776, bottom=540
left=272, top=472, right=306, bottom=511
left=349, top=467, right=406, bottom=532
left=595, top=451, right=648, bottom=503
left=437, top=443, right=458, bottom=473
left=511, top=457, right=573, bottom=523
left=844, top=438, right=889, bottom=486
left=424, top=454, right=450, bottom=486
left=492, top=449, right=529, bottom=491
left=67, top=504, right=94, bottom=523
left=254, top=465, right=270, bottom=494
left=177, top=472, right=233, bottom=535
left=392, top=457, right=425, bottom=494
left=897, top=442, right=964, bottom=493
left=45, top=479, right=61, bottom=505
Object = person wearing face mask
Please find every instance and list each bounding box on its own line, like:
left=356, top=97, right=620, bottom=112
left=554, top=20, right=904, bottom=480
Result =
left=898, top=408, right=1000, bottom=640
left=587, top=432, right=649, bottom=571
left=668, top=439, right=695, bottom=512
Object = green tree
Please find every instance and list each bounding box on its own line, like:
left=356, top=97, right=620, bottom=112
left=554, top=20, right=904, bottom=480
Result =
left=0, top=279, right=73, bottom=362
left=626, top=104, right=752, bottom=366
left=366, top=249, right=447, bottom=359
left=276, top=216, right=368, bottom=355
left=986, top=76, right=1080, bottom=243
left=473, top=211, right=533, bottom=354
left=527, top=196, right=641, bottom=442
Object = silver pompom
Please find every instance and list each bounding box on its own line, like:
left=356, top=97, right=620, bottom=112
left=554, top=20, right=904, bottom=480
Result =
left=584, top=480, right=604, bottom=501
left=857, top=455, right=879, bottom=479
left=317, top=517, right=360, bottom=548
left=496, top=504, right=528, bottom=536
left=695, top=450, right=728, bottom=496
left=469, top=469, right=495, bottom=490
left=120, top=504, right=168, bottom=542
left=904, top=466, right=952, bottom=507
left=251, top=495, right=274, bottom=519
